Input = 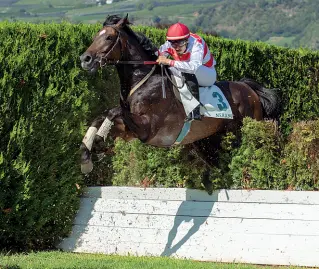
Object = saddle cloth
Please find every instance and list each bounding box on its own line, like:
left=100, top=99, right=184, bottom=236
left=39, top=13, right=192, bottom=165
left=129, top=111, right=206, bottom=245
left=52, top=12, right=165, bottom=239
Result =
left=172, top=76, right=233, bottom=119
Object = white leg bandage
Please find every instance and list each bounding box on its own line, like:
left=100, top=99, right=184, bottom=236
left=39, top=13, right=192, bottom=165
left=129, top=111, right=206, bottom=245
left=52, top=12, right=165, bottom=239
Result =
left=82, top=127, right=98, bottom=150
left=96, top=117, right=114, bottom=141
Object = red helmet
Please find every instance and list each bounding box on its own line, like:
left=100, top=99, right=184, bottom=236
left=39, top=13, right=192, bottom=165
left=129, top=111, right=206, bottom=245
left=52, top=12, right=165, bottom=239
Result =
left=166, top=23, right=190, bottom=41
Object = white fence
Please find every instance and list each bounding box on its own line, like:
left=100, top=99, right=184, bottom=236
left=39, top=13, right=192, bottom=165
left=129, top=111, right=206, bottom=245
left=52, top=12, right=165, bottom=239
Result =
left=58, top=187, right=319, bottom=266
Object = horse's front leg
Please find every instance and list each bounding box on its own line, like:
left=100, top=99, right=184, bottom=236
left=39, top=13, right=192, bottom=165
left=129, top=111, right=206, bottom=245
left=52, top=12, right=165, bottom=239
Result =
left=80, top=113, right=112, bottom=174
left=80, top=107, right=136, bottom=174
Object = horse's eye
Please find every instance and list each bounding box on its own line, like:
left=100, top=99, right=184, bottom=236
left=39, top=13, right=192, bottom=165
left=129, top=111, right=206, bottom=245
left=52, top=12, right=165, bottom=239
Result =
left=106, top=36, right=113, bottom=41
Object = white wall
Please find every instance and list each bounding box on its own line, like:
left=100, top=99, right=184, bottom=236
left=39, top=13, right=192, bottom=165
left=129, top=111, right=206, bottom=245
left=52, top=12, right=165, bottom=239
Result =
left=58, top=187, right=319, bottom=266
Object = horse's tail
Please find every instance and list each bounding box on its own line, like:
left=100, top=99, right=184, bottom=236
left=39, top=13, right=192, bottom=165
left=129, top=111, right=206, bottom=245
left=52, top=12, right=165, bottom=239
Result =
left=240, top=78, right=281, bottom=119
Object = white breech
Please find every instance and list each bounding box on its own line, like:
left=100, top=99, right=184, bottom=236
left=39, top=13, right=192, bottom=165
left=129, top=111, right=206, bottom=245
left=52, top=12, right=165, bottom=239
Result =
left=169, top=65, right=217, bottom=87
left=195, top=65, right=217, bottom=87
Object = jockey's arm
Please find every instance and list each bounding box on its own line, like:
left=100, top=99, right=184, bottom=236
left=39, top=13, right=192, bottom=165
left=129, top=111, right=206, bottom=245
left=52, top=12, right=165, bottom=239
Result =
left=158, top=42, right=204, bottom=74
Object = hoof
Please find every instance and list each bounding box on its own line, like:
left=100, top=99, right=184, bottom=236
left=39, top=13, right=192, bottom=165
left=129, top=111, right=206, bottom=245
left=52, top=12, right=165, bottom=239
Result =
left=81, top=160, right=93, bottom=174
left=201, top=179, right=213, bottom=195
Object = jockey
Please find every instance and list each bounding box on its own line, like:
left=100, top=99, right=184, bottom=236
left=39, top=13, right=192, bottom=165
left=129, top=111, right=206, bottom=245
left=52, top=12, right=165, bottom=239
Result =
left=156, top=22, right=217, bottom=121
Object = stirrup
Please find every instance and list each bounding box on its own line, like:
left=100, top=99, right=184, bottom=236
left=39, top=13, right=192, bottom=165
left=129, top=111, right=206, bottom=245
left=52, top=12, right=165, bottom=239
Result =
left=185, top=107, right=202, bottom=122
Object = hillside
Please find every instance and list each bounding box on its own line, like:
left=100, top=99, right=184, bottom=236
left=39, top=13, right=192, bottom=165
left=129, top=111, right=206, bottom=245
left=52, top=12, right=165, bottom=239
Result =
left=0, top=0, right=318, bottom=50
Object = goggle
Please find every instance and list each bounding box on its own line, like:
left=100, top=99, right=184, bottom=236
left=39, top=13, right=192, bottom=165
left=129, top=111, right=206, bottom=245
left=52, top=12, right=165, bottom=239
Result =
left=169, top=39, right=188, bottom=48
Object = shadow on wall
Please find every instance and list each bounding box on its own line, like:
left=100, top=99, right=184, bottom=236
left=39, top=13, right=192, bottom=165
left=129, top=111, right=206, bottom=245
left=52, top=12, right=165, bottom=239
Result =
left=56, top=187, right=102, bottom=251
left=57, top=187, right=229, bottom=256
left=161, top=189, right=222, bottom=257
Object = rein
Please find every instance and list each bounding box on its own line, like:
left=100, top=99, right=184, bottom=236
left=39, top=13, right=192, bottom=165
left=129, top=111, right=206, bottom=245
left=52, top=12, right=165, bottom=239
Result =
left=102, top=60, right=158, bottom=65
left=103, top=60, right=185, bottom=92
left=95, top=27, right=185, bottom=98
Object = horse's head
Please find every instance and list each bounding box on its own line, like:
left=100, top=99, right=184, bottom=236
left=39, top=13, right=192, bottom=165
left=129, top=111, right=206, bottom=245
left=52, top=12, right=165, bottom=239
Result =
left=80, top=15, right=129, bottom=73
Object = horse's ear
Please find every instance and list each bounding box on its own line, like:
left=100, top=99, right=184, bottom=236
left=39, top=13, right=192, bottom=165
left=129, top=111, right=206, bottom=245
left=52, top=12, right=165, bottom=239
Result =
left=115, top=14, right=129, bottom=28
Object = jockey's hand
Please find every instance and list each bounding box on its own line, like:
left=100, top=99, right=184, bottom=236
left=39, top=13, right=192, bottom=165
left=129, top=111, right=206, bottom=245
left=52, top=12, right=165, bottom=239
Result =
left=156, top=56, right=171, bottom=66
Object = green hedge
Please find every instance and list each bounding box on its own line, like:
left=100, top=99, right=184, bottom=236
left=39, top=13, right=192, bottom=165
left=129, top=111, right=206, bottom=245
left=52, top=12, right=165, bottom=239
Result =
left=282, top=120, right=319, bottom=190
left=229, top=118, right=285, bottom=190
left=0, top=21, right=117, bottom=249
left=0, top=21, right=318, bottom=250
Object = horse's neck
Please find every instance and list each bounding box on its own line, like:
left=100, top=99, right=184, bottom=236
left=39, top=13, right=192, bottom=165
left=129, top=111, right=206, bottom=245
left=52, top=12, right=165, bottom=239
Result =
left=116, top=48, right=155, bottom=100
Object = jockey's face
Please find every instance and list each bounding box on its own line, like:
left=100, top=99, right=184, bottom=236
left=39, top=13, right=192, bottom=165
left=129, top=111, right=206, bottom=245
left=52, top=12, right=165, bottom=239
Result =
left=169, top=39, right=188, bottom=55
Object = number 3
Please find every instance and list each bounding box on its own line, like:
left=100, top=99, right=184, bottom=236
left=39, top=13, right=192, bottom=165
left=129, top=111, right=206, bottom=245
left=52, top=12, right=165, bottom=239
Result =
left=212, top=92, right=227, bottom=111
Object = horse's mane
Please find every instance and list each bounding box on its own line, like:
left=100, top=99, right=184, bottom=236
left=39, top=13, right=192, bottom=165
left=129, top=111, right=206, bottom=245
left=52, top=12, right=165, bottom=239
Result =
left=103, top=15, right=158, bottom=60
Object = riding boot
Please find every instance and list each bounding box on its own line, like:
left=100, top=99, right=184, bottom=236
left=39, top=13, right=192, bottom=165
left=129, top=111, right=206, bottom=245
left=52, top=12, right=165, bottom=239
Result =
left=183, top=72, right=201, bottom=121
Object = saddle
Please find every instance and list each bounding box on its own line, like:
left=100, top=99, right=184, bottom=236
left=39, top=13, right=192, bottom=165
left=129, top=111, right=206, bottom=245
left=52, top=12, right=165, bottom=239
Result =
left=165, top=69, right=233, bottom=120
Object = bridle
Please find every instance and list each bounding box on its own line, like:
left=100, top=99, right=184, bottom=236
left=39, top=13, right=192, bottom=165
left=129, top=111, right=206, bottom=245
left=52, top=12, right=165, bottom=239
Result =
left=95, top=25, right=158, bottom=67
left=95, top=25, right=124, bottom=68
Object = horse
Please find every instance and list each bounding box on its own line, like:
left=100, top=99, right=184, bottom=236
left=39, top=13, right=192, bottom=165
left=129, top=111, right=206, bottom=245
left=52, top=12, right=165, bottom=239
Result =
left=79, top=14, right=280, bottom=192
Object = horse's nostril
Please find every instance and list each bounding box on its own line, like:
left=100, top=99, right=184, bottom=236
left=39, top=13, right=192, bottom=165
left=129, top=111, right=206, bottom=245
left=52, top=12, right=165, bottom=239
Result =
left=80, top=53, right=93, bottom=64
left=84, top=55, right=92, bottom=63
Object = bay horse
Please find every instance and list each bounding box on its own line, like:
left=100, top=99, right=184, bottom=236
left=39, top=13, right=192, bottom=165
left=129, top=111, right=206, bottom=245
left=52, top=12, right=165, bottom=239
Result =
left=79, top=15, right=280, bottom=191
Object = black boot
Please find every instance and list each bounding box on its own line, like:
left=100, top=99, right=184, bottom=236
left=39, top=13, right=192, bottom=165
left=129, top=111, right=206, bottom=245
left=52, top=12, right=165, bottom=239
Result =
left=183, top=72, right=202, bottom=121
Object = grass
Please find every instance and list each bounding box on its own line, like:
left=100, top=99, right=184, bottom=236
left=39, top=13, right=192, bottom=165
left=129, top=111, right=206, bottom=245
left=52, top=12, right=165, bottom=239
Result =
left=0, top=251, right=300, bottom=269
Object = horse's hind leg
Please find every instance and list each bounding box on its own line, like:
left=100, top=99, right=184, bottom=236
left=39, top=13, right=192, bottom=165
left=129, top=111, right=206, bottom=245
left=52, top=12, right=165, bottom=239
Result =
left=191, top=134, right=225, bottom=195
left=183, top=143, right=213, bottom=195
